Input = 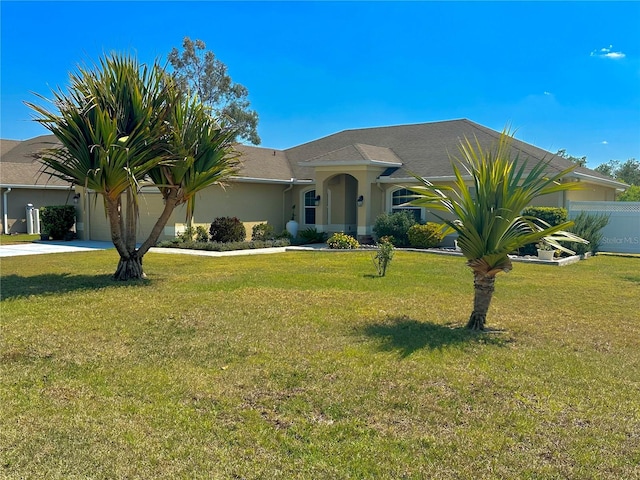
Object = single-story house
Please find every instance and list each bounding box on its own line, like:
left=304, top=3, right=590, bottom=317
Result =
left=1, top=136, right=78, bottom=235
left=1, top=119, right=629, bottom=241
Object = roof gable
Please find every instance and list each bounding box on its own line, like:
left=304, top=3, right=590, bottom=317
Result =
left=301, top=143, right=403, bottom=166
left=285, top=119, right=624, bottom=186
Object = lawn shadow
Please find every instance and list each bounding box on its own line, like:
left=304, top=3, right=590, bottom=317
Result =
left=0, top=273, right=148, bottom=301
left=359, top=315, right=508, bottom=357
left=623, top=274, right=640, bottom=285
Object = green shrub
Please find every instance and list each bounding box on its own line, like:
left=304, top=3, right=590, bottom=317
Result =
left=408, top=223, right=444, bottom=249
left=156, top=238, right=291, bottom=251
left=373, top=211, right=417, bottom=247
left=567, top=211, right=609, bottom=255
left=522, top=206, right=568, bottom=226
left=195, top=225, right=209, bottom=243
left=175, top=225, right=209, bottom=243
left=372, top=236, right=395, bottom=276
left=209, top=217, right=246, bottom=243
left=252, top=223, right=275, bottom=241
left=277, top=230, right=293, bottom=242
left=327, top=232, right=360, bottom=249
left=40, top=205, right=76, bottom=240
left=520, top=206, right=568, bottom=256
left=177, top=226, right=196, bottom=243
left=298, top=227, right=327, bottom=244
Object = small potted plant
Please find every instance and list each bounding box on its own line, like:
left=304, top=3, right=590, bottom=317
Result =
left=286, top=205, right=298, bottom=238
left=536, top=241, right=555, bottom=261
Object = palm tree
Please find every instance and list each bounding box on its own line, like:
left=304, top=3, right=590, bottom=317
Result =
left=407, top=130, right=586, bottom=330
left=26, top=53, right=239, bottom=280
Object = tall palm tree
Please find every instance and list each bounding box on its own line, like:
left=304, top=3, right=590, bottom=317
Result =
left=407, top=130, right=586, bottom=330
left=26, top=53, right=239, bottom=280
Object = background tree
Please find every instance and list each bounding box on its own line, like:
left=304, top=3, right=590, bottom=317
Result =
left=617, top=185, right=640, bottom=201
left=595, top=158, right=640, bottom=200
left=408, top=131, right=586, bottom=330
left=555, top=148, right=587, bottom=167
left=27, top=53, right=240, bottom=281
left=594, top=161, right=614, bottom=178
left=595, top=158, right=640, bottom=185
left=168, top=37, right=260, bottom=145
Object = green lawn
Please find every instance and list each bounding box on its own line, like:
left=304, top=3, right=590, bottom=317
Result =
left=0, top=234, right=40, bottom=245
left=1, top=250, right=639, bottom=479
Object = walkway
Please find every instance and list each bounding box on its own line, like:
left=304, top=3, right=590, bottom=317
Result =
left=0, top=240, right=326, bottom=258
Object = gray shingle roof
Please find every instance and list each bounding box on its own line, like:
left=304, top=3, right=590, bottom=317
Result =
left=0, top=135, right=70, bottom=187
left=302, top=143, right=403, bottom=165
left=1, top=120, right=624, bottom=189
left=234, top=144, right=293, bottom=181
left=284, top=119, right=621, bottom=184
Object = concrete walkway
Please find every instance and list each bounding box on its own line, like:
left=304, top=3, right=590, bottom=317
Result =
left=0, top=240, right=326, bottom=258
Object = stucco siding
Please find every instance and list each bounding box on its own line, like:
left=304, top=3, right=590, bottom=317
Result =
left=1, top=187, right=75, bottom=234
left=84, top=182, right=287, bottom=242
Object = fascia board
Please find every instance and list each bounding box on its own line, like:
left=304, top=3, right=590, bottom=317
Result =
left=300, top=159, right=402, bottom=168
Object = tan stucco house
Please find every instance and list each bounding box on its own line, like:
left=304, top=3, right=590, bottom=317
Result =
left=1, top=119, right=628, bottom=241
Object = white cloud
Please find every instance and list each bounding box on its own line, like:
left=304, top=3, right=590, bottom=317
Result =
left=601, top=140, right=609, bottom=145
left=591, top=45, right=626, bottom=59
left=544, top=91, right=552, bottom=96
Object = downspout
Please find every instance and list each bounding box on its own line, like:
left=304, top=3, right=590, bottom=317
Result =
left=3, top=188, right=12, bottom=234
left=283, top=178, right=295, bottom=227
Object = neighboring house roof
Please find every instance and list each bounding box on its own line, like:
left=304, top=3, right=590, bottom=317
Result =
left=1, top=119, right=628, bottom=190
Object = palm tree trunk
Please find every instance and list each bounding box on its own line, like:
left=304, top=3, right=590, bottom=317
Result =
left=466, top=273, right=496, bottom=330
left=114, top=251, right=145, bottom=281
left=106, top=194, right=147, bottom=281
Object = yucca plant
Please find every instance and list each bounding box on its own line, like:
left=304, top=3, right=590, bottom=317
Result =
left=26, top=53, right=239, bottom=280
left=407, top=129, right=587, bottom=330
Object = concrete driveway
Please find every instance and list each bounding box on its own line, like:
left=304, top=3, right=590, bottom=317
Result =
left=0, top=240, right=114, bottom=257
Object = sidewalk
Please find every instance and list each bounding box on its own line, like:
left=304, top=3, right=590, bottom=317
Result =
left=0, top=240, right=327, bottom=258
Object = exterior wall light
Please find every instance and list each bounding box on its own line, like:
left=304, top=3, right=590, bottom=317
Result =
left=357, top=195, right=364, bottom=207
left=314, top=195, right=321, bottom=206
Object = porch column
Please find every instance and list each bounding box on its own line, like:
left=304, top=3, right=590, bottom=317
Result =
left=355, top=169, right=382, bottom=241
left=314, top=174, right=329, bottom=233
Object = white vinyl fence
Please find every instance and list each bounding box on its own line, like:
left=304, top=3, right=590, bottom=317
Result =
left=568, top=201, right=640, bottom=254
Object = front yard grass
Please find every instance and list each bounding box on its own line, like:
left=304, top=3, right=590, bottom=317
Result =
left=0, top=234, right=40, bottom=245
left=1, top=250, right=639, bottom=478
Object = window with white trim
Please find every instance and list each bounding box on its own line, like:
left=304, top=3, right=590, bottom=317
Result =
left=304, top=190, right=316, bottom=225
left=391, top=188, right=422, bottom=222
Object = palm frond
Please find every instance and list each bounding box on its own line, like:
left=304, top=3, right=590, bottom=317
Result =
left=406, top=128, right=587, bottom=272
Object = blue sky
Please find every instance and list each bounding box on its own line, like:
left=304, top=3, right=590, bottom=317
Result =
left=1, top=1, right=639, bottom=168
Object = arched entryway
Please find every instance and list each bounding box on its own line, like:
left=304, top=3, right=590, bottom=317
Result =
left=314, top=173, right=358, bottom=237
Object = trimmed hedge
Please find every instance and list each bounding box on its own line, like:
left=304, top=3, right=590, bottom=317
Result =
left=40, top=205, right=76, bottom=240
left=327, top=232, right=360, bottom=249
left=372, top=211, right=417, bottom=247
left=408, top=223, right=444, bottom=249
left=520, top=206, right=568, bottom=256
left=522, top=206, right=568, bottom=227
left=209, top=217, right=246, bottom=243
